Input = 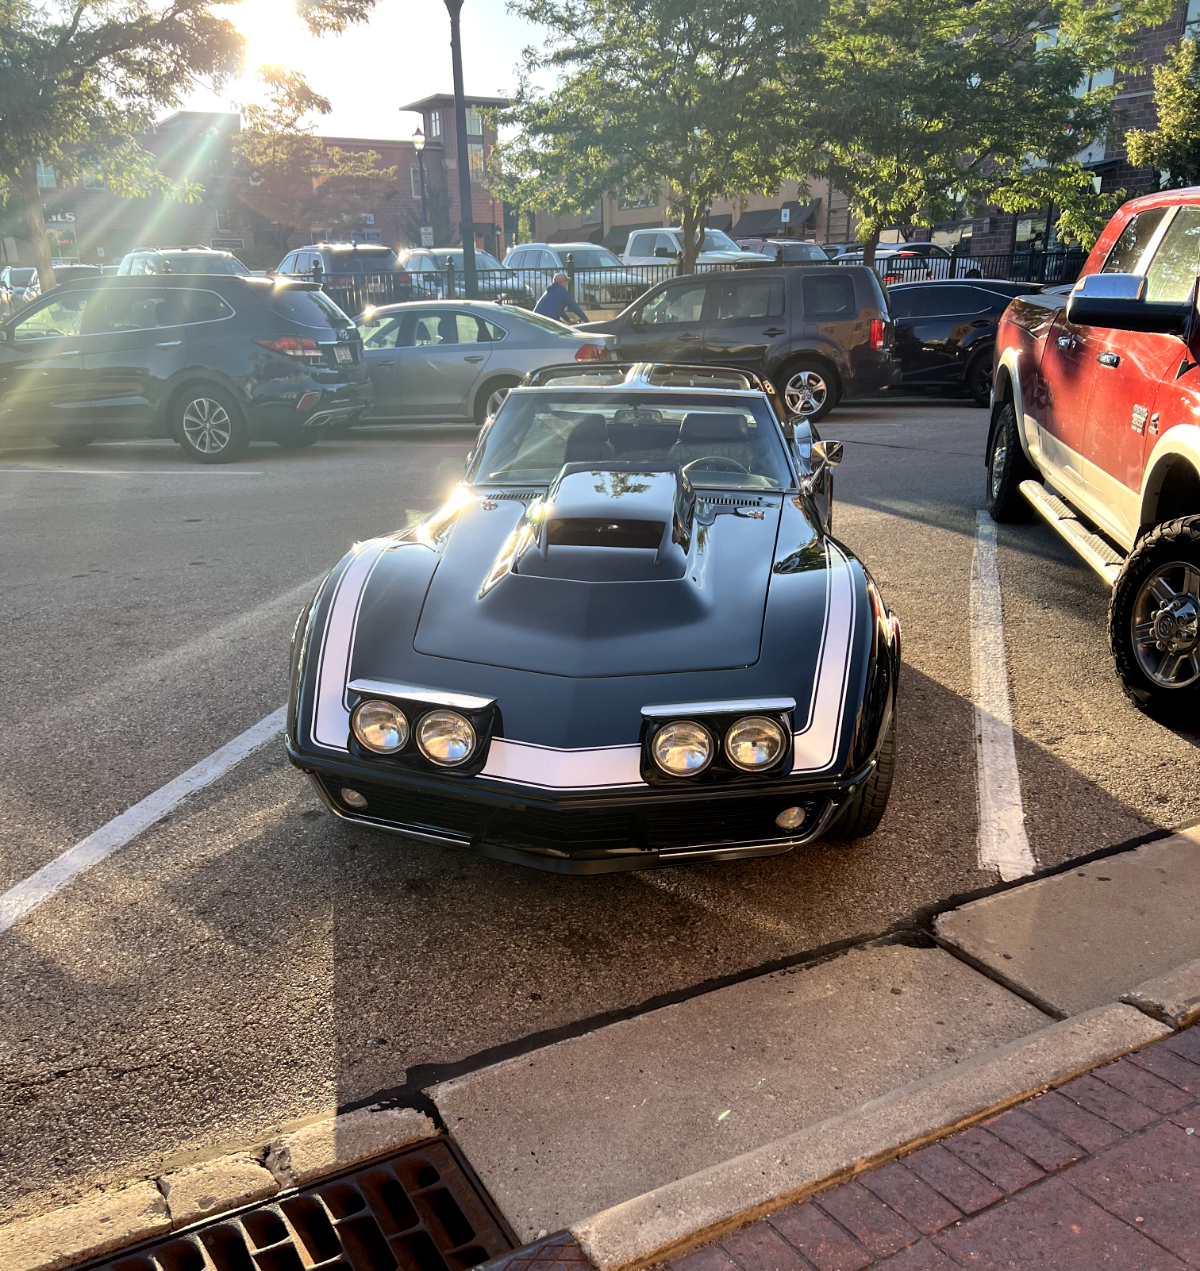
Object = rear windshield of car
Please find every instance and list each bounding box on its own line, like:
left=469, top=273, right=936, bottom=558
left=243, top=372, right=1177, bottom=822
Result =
left=776, top=244, right=827, bottom=261
left=469, top=391, right=793, bottom=489
left=327, top=250, right=399, bottom=272
left=267, top=287, right=353, bottom=328
left=557, top=248, right=623, bottom=268
left=431, top=249, right=506, bottom=270
left=511, top=309, right=575, bottom=334
left=7, top=269, right=35, bottom=285
left=161, top=255, right=249, bottom=275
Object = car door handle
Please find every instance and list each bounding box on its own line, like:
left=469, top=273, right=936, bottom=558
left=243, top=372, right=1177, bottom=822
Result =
left=763, top=327, right=786, bottom=336
left=1056, top=335, right=1075, bottom=349
left=156, top=340, right=182, bottom=347
left=53, top=349, right=80, bottom=357
left=462, top=354, right=485, bottom=363
left=1098, top=352, right=1120, bottom=368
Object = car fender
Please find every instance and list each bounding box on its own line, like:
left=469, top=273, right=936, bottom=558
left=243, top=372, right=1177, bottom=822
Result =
left=770, top=344, right=845, bottom=395
left=989, top=345, right=1037, bottom=468
left=1141, top=423, right=1200, bottom=526
left=157, top=366, right=247, bottom=425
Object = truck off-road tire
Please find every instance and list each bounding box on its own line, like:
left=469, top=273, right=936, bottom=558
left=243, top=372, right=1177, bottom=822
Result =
left=829, top=717, right=895, bottom=840
left=475, top=376, right=521, bottom=426
left=1110, top=516, right=1200, bottom=724
left=781, top=358, right=839, bottom=423
left=965, top=346, right=994, bottom=408
left=986, top=402, right=1035, bottom=523
left=172, top=384, right=248, bottom=464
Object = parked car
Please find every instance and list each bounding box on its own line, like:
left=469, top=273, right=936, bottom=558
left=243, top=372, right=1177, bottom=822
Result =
left=117, top=247, right=250, bottom=275
left=988, top=188, right=1200, bottom=720
left=0, top=267, right=36, bottom=318
left=0, top=274, right=370, bottom=462
left=735, top=239, right=832, bottom=265
left=276, top=242, right=416, bottom=311
left=397, top=248, right=531, bottom=304
left=355, top=299, right=612, bottom=425
left=19, top=263, right=103, bottom=308
left=889, top=280, right=1043, bottom=406
left=834, top=247, right=934, bottom=284
left=287, top=361, right=900, bottom=872
left=621, top=226, right=774, bottom=268
left=577, top=266, right=898, bottom=421
left=502, top=242, right=646, bottom=306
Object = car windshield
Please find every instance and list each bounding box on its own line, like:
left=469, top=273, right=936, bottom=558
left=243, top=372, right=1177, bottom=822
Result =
left=558, top=248, right=623, bottom=268
left=437, top=249, right=506, bottom=270
left=470, top=391, right=793, bottom=489
left=8, top=269, right=35, bottom=286
left=776, top=243, right=826, bottom=261
left=163, top=255, right=248, bottom=275
left=329, top=250, right=399, bottom=272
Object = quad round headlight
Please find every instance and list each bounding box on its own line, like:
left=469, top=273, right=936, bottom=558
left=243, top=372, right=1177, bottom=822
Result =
left=417, top=710, right=477, bottom=766
left=724, top=716, right=788, bottom=771
left=351, top=699, right=409, bottom=753
left=651, top=720, right=713, bottom=776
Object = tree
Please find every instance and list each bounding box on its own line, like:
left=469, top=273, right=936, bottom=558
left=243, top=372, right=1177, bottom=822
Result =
left=229, top=67, right=398, bottom=253
left=1127, top=38, right=1200, bottom=188
left=798, top=0, right=1174, bottom=266
left=0, top=0, right=243, bottom=288
left=492, top=0, right=814, bottom=273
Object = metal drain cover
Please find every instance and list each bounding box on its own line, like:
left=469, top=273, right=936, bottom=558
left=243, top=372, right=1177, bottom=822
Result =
left=87, top=1135, right=515, bottom=1271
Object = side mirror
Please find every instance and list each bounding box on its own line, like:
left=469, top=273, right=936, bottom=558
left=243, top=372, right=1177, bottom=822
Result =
left=653, top=247, right=672, bottom=259
left=801, top=439, right=843, bottom=493
left=1066, top=272, right=1189, bottom=335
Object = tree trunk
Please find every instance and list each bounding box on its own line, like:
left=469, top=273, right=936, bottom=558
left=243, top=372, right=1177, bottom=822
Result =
left=680, top=201, right=703, bottom=274
left=860, top=225, right=882, bottom=274
left=18, top=165, right=54, bottom=292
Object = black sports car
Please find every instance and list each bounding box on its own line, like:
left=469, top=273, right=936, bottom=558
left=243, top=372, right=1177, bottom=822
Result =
left=287, top=362, right=900, bottom=872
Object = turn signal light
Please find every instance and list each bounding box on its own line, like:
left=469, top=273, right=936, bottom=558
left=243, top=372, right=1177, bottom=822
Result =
left=256, top=335, right=323, bottom=361
left=869, top=319, right=886, bottom=351
left=575, top=343, right=609, bottom=362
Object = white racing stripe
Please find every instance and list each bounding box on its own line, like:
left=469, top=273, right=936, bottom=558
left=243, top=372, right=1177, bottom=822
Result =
left=0, top=707, right=286, bottom=935
left=791, top=544, right=856, bottom=773
left=971, top=510, right=1036, bottom=880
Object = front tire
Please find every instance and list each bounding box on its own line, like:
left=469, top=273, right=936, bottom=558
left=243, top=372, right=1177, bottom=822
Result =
left=173, top=385, right=248, bottom=464
left=986, top=402, right=1035, bottom=523
left=781, top=358, right=839, bottom=423
left=475, top=375, right=521, bottom=426
left=965, top=347, right=994, bottom=408
left=830, top=718, right=895, bottom=839
left=1110, top=517, right=1200, bottom=723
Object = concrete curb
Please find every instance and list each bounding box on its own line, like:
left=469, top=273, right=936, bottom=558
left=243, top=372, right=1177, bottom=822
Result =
left=0, top=1104, right=435, bottom=1271
left=568, top=1002, right=1170, bottom=1271
left=1121, top=956, right=1200, bottom=1029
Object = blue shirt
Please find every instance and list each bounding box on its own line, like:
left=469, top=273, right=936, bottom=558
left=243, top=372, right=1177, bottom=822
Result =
left=534, top=281, right=588, bottom=323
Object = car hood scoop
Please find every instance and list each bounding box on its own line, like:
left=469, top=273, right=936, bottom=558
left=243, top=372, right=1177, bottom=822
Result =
left=412, top=467, right=782, bottom=677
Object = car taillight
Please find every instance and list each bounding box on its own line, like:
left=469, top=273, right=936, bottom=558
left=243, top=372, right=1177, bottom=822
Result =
left=396, top=270, right=411, bottom=283
left=575, top=343, right=608, bottom=362
left=328, top=274, right=353, bottom=286
left=256, top=336, right=323, bottom=361
left=870, top=318, right=886, bottom=350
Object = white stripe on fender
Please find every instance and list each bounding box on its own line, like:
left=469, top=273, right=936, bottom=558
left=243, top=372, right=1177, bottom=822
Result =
left=0, top=707, right=286, bottom=935
left=972, top=511, right=1036, bottom=880
left=792, top=545, right=856, bottom=773
left=481, top=737, right=645, bottom=789
left=312, top=540, right=393, bottom=751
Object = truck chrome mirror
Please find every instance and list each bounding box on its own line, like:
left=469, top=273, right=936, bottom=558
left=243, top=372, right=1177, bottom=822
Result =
left=1072, top=272, right=1146, bottom=301
left=1067, top=271, right=1188, bottom=336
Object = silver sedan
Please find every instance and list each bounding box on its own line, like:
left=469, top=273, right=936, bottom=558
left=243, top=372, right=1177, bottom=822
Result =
left=354, top=300, right=614, bottom=425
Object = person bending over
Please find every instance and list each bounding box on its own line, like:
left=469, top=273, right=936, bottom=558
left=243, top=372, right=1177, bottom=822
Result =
left=534, top=273, right=588, bottom=323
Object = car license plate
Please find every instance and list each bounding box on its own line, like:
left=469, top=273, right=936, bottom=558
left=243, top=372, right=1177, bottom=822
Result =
left=334, top=346, right=352, bottom=364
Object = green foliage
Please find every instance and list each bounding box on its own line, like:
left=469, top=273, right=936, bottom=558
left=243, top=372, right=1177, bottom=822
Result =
left=0, top=0, right=244, bottom=284
left=493, top=0, right=815, bottom=271
left=230, top=66, right=398, bottom=252
left=799, top=0, right=1174, bottom=258
left=1127, top=38, right=1200, bottom=188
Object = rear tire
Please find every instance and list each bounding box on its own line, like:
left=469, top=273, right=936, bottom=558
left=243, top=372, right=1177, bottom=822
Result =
left=986, top=402, right=1035, bottom=523
left=172, top=385, right=248, bottom=464
left=965, top=347, right=994, bottom=407
left=781, top=358, right=839, bottom=423
left=1109, top=516, right=1200, bottom=724
left=830, top=718, right=895, bottom=839
left=475, top=375, right=521, bottom=426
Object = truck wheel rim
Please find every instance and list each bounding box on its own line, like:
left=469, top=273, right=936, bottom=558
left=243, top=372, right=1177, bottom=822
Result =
left=182, top=398, right=231, bottom=453
left=1132, top=561, right=1200, bottom=688
left=785, top=370, right=828, bottom=416
left=990, top=432, right=1007, bottom=499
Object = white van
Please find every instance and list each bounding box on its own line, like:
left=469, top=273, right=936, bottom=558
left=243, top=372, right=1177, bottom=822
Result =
left=621, top=227, right=773, bottom=268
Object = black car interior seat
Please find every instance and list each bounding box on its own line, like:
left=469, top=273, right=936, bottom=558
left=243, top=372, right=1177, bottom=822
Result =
left=669, top=412, right=753, bottom=468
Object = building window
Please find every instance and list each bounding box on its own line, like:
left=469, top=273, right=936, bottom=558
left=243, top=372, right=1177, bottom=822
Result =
left=36, top=159, right=56, bottom=188
left=468, top=142, right=484, bottom=183
left=465, top=107, right=483, bottom=136
left=620, top=189, right=658, bottom=210
left=411, top=165, right=424, bottom=199
left=1187, top=0, right=1200, bottom=37
left=429, top=110, right=442, bottom=139
left=215, top=206, right=233, bottom=233
left=83, top=172, right=104, bottom=189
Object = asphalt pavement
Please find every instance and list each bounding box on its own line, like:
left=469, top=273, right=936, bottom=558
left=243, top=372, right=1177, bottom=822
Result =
left=1, top=398, right=1196, bottom=1226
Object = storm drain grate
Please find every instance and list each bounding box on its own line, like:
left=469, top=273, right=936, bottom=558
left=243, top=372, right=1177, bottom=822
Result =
left=88, top=1136, right=515, bottom=1271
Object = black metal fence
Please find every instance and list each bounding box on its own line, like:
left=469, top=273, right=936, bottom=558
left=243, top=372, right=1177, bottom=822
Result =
left=313, top=248, right=1088, bottom=319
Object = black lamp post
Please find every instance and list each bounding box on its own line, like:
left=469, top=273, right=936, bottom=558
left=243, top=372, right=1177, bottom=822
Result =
left=412, top=126, right=429, bottom=238
left=444, top=0, right=478, bottom=298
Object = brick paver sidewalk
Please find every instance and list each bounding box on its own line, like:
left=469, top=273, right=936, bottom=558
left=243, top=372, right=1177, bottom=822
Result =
left=667, top=1027, right=1200, bottom=1271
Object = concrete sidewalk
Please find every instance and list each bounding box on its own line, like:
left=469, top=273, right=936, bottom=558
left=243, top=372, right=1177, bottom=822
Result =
left=658, top=1026, right=1200, bottom=1271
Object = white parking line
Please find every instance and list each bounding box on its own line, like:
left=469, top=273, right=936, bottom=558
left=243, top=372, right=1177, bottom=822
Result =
left=0, top=707, right=285, bottom=935
left=0, top=467, right=263, bottom=476
left=971, top=510, right=1037, bottom=880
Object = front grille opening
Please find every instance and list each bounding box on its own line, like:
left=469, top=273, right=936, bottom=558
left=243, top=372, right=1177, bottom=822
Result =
left=83, top=1137, right=513, bottom=1271
left=546, top=517, right=664, bottom=548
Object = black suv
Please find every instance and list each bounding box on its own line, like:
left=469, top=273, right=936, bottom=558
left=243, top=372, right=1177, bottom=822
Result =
left=0, top=274, right=370, bottom=462
left=577, top=266, right=898, bottom=421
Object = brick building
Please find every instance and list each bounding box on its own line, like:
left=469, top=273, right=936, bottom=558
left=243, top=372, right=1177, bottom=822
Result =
left=0, top=94, right=508, bottom=270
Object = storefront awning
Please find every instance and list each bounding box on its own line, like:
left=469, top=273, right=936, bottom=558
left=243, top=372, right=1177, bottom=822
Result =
left=601, top=220, right=663, bottom=251
left=546, top=224, right=603, bottom=244
left=731, top=200, right=819, bottom=237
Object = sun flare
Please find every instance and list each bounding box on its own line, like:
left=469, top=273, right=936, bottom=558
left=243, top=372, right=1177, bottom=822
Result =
left=227, top=0, right=317, bottom=74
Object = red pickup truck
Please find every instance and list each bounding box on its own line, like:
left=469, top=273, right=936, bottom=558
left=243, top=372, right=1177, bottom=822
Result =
left=988, top=189, right=1200, bottom=721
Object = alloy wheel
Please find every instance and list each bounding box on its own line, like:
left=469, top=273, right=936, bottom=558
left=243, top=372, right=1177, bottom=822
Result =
left=486, top=386, right=511, bottom=419
left=989, top=432, right=1007, bottom=500
left=182, top=397, right=232, bottom=454
left=1131, top=561, right=1200, bottom=688
left=784, top=369, right=828, bottom=417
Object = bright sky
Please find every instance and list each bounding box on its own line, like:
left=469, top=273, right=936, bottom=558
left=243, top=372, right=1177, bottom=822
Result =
left=183, top=0, right=549, bottom=139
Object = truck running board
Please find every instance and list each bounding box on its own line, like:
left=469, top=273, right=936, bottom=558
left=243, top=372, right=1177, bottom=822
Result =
left=1019, top=480, right=1124, bottom=587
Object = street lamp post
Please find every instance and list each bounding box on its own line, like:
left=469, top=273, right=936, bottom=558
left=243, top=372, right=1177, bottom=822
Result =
left=412, top=126, right=430, bottom=245
left=443, top=0, right=478, bottom=299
